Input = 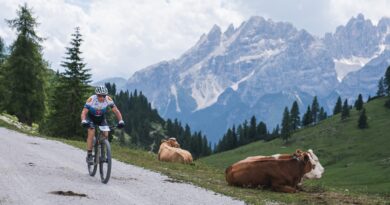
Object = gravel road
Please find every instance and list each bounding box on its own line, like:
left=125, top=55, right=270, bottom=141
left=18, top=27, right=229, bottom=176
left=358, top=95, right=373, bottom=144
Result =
left=0, top=127, right=244, bottom=205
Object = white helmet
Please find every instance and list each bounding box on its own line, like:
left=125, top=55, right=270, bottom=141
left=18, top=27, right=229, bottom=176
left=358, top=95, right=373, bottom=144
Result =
left=95, top=85, right=108, bottom=95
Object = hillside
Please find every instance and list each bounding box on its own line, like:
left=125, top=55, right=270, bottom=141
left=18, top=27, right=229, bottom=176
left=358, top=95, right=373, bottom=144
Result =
left=202, top=97, right=390, bottom=195
left=0, top=99, right=389, bottom=204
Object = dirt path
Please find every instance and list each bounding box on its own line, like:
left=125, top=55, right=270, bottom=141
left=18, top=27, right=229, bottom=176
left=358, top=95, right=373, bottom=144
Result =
left=0, top=128, right=244, bottom=205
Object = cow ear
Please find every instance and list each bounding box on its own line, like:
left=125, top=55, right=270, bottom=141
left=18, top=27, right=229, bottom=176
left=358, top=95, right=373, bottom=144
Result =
left=161, top=139, right=167, bottom=143
left=296, top=149, right=303, bottom=154
left=304, top=154, right=310, bottom=162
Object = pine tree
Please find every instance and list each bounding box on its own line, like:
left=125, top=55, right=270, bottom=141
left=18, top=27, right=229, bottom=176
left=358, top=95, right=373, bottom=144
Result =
left=358, top=108, right=368, bottom=129
left=249, top=116, right=257, bottom=142
left=0, top=37, right=6, bottom=111
left=290, top=101, right=300, bottom=130
left=302, top=106, right=313, bottom=127
left=385, top=65, right=390, bottom=95
left=333, top=96, right=342, bottom=115
left=44, top=27, right=91, bottom=138
left=231, top=125, right=238, bottom=149
left=281, top=107, right=291, bottom=143
left=256, top=122, right=267, bottom=140
left=354, top=94, right=364, bottom=111
left=1, top=4, right=47, bottom=125
left=341, top=99, right=350, bottom=120
left=0, top=37, right=5, bottom=64
left=318, top=107, right=327, bottom=121
left=270, top=124, right=280, bottom=140
left=377, top=77, right=386, bottom=97
left=311, top=96, right=319, bottom=124
left=182, top=124, right=192, bottom=150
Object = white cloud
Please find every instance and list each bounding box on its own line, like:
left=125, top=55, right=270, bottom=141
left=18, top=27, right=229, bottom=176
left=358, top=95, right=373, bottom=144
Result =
left=0, top=0, right=243, bottom=81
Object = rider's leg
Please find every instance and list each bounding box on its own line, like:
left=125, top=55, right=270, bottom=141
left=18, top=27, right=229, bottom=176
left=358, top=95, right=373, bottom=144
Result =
left=86, top=127, right=95, bottom=164
left=87, top=128, right=95, bottom=151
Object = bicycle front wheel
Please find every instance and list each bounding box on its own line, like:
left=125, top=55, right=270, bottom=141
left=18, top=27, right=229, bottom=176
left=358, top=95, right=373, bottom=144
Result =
left=99, top=139, right=112, bottom=184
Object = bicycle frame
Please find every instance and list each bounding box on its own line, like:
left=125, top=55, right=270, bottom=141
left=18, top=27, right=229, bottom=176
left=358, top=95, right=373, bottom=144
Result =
left=88, top=125, right=114, bottom=184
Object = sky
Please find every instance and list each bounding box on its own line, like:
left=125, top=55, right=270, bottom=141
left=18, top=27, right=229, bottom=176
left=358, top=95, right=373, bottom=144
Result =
left=1, top=0, right=390, bottom=82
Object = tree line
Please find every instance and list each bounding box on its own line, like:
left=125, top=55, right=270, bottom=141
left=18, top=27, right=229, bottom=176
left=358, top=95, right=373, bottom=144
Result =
left=214, top=116, right=276, bottom=153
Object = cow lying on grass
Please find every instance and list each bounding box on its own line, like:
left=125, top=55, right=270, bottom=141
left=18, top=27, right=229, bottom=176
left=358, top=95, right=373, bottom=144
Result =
left=225, top=149, right=324, bottom=193
left=158, top=138, right=193, bottom=164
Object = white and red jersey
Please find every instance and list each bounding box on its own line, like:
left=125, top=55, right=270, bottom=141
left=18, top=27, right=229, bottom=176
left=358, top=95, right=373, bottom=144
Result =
left=84, top=95, right=116, bottom=117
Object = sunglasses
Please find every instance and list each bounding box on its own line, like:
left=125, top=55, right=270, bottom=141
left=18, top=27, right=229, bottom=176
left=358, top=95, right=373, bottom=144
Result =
left=97, top=95, right=106, bottom=98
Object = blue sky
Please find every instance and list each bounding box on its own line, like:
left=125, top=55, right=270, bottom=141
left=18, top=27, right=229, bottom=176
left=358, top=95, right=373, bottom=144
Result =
left=1, top=0, right=390, bottom=81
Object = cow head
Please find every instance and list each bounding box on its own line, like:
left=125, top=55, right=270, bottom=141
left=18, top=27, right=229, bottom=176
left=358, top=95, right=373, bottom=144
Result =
left=303, top=149, right=324, bottom=179
left=161, top=138, right=180, bottom=148
left=300, top=153, right=314, bottom=174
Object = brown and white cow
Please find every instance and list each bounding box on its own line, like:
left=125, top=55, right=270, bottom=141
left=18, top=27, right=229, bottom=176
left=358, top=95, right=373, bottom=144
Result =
left=225, top=150, right=323, bottom=193
left=158, top=138, right=193, bottom=164
left=241, top=149, right=324, bottom=180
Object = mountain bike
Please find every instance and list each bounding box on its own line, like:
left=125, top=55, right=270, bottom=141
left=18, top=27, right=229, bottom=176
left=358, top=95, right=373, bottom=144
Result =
left=87, top=125, right=116, bottom=184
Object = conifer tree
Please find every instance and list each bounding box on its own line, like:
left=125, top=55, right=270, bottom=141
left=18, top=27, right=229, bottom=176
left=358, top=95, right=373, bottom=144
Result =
left=0, top=37, right=5, bottom=64
left=354, top=94, right=364, bottom=111
left=249, top=116, right=257, bottom=142
left=1, top=4, right=47, bottom=125
left=341, top=99, right=350, bottom=120
left=256, top=122, right=267, bottom=140
left=270, top=124, right=280, bottom=140
left=182, top=124, right=192, bottom=150
left=333, top=96, right=342, bottom=115
left=0, top=37, right=6, bottom=111
left=358, top=108, right=368, bottom=129
left=290, top=101, right=300, bottom=130
left=311, top=96, right=319, bottom=124
left=281, top=107, right=291, bottom=142
left=231, top=125, right=238, bottom=148
left=385, top=65, right=390, bottom=95
left=44, top=27, right=91, bottom=138
left=318, top=107, right=327, bottom=121
left=377, top=77, right=386, bottom=97
left=302, top=106, right=313, bottom=126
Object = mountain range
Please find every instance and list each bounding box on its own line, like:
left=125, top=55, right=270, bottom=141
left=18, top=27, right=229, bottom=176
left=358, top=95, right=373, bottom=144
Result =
left=97, top=14, right=390, bottom=143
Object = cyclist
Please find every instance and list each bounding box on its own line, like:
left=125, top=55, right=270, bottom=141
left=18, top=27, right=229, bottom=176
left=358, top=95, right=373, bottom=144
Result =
left=81, top=85, right=125, bottom=164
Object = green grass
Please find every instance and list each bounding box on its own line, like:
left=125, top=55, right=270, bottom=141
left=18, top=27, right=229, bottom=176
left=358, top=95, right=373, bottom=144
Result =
left=1, top=97, right=390, bottom=204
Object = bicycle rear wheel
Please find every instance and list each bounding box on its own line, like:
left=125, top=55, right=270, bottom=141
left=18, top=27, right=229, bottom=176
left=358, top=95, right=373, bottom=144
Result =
left=99, top=139, right=112, bottom=184
left=88, top=138, right=98, bottom=176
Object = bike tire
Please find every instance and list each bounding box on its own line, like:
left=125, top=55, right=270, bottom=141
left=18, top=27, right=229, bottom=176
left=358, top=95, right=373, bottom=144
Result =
left=88, top=138, right=98, bottom=176
left=99, top=139, right=112, bottom=184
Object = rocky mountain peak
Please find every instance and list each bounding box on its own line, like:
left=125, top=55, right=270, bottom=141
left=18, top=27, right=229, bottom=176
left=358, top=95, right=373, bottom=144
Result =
left=120, top=14, right=390, bottom=143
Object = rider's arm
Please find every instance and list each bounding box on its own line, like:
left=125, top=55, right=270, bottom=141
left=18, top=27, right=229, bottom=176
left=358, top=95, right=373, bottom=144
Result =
left=81, top=108, right=89, bottom=121
left=111, top=106, right=123, bottom=121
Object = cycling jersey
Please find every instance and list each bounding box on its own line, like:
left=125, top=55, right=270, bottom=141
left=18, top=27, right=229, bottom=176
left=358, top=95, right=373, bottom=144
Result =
left=84, top=95, right=116, bottom=121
